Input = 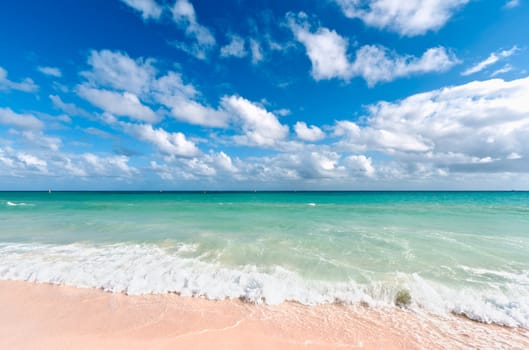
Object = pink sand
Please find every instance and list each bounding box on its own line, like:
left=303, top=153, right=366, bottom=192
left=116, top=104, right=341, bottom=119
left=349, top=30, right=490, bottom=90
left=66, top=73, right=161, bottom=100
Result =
left=0, top=280, right=527, bottom=349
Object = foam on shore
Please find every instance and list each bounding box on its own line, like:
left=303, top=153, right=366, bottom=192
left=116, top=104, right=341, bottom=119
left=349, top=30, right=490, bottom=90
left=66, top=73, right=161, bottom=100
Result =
left=1, top=241, right=527, bottom=328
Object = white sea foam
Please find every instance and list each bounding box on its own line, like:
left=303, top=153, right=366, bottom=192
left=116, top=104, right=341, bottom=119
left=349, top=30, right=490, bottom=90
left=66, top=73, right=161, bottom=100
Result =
left=0, top=242, right=527, bottom=328
left=5, top=201, right=32, bottom=207
left=307, top=203, right=316, bottom=206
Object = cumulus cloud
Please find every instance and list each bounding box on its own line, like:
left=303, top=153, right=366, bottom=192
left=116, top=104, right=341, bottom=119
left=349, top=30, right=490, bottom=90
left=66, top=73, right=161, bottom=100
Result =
left=462, top=46, right=518, bottom=76
left=82, top=50, right=156, bottom=95
left=334, top=0, right=469, bottom=36
left=0, top=142, right=138, bottom=180
left=150, top=151, right=239, bottom=180
left=345, top=155, right=375, bottom=177
left=123, top=123, right=200, bottom=158
left=17, top=153, right=48, bottom=173
left=38, top=66, right=62, bottom=78
left=220, top=34, right=247, bottom=58
left=81, top=153, right=138, bottom=176
left=20, top=131, right=62, bottom=151
left=354, top=45, right=458, bottom=86
left=230, top=150, right=376, bottom=183
left=79, top=49, right=226, bottom=127
left=0, top=108, right=43, bottom=129
left=288, top=14, right=459, bottom=85
left=334, top=76, right=529, bottom=174
left=160, top=97, right=228, bottom=127
left=0, top=148, right=49, bottom=176
left=77, top=85, right=158, bottom=123
left=82, top=50, right=192, bottom=99
left=171, top=0, right=216, bottom=60
left=0, top=66, right=38, bottom=93
left=289, top=18, right=351, bottom=80
left=54, top=153, right=138, bottom=178
left=294, top=121, right=325, bottom=142
left=151, top=70, right=197, bottom=99
left=49, top=95, right=90, bottom=117
left=221, top=95, right=289, bottom=147
left=120, top=0, right=163, bottom=20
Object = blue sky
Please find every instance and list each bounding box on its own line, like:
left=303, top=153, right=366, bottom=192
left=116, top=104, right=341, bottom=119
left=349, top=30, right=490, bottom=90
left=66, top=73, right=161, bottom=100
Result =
left=1, top=0, right=528, bottom=190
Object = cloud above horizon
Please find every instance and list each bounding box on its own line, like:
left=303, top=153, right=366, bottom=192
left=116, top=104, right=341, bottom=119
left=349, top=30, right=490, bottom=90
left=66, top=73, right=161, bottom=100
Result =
left=334, top=76, right=529, bottom=175
left=333, top=0, right=469, bottom=36
left=288, top=13, right=459, bottom=85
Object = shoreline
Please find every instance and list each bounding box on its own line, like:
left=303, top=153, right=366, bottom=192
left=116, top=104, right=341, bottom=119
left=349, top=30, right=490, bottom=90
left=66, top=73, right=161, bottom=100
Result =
left=1, top=280, right=528, bottom=349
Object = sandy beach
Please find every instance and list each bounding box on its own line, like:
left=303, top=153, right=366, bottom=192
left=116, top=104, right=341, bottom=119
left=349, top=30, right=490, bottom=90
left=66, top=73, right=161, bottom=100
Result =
left=0, top=280, right=527, bottom=350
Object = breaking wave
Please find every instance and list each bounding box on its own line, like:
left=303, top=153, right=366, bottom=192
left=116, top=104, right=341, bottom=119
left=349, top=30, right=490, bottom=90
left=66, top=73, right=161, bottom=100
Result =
left=0, top=242, right=527, bottom=328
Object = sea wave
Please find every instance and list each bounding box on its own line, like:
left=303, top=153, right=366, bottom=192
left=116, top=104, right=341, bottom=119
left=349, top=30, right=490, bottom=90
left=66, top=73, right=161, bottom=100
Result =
left=0, top=242, right=527, bottom=328
left=5, top=201, right=33, bottom=207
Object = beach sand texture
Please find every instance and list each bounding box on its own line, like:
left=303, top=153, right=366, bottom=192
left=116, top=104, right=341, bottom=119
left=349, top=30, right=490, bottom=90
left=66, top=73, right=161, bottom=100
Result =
left=1, top=280, right=528, bottom=350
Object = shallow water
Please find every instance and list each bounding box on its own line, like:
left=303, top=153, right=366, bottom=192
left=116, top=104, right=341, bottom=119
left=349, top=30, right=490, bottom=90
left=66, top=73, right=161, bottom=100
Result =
left=1, top=191, right=528, bottom=327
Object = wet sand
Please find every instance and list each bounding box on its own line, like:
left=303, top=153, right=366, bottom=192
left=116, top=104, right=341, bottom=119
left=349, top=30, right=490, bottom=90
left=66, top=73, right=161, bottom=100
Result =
left=0, top=280, right=527, bottom=350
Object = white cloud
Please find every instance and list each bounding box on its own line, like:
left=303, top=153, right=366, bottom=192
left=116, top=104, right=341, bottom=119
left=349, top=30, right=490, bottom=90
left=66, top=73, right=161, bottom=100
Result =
left=491, top=64, right=513, bottom=77
left=294, top=121, right=325, bottom=142
left=288, top=14, right=459, bottom=85
left=352, top=45, right=458, bottom=86
left=220, top=34, right=247, bottom=58
left=334, top=0, right=469, bottom=36
left=38, top=66, right=62, bottom=78
left=120, top=0, right=163, bottom=20
left=0, top=108, right=43, bottom=129
left=0, top=66, right=38, bottom=93
left=151, top=70, right=227, bottom=127
left=345, top=155, right=375, bottom=177
left=160, top=96, right=228, bottom=127
left=274, top=108, right=291, bottom=117
left=21, top=131, right=61, bottom=151
left=288, top=15, right=351, bottom=80
left=82, top=50, right=156, bottom=95
left=80, top=50, right=226, bottom=128
left=221, top=95, right=289, bottom=147
left=57, top=153, right=138, bottom=178
left=124, top=123, right=200, bottom=158
left=0, top=142, right=138, bottom=180
left=151, top=71, right=197, bottom=99
left=49, top=95, right=90, bottom=117
left=171, top=0, right=216, bottom=60
left=17, top=153, right=48, bottom=174
left=334, top=76, right=529, bottom=174
left=0, top=148, right=15, bottom=169
left=504, top=0, right=520, bottom=9
left=235, top=150, right=377, bottom=182
left=303, top=152, right=343, bottom=178
left=77, top=85, right=158, bottom=123
left=154, top=151, right=239, bottom=180
left=462, top=46, right=518, bottom=76
left=335, top=120, right=431, bottom=152
left=0, top=148, right=50, bottom=176
left=250, top=39, right=264, bottom=64
left=239, top=152, right=342, bottom=181
left=82, top=153, right=137, bottom=176
left=211, top=151, right=238, bottom=173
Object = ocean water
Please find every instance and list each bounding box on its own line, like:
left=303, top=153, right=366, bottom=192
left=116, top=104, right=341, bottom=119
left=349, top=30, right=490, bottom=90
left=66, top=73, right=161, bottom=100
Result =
left=1, top=191, right=528, bottom=328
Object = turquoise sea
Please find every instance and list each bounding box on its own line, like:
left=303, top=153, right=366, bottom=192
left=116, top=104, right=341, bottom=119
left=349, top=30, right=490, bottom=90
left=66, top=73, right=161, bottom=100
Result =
left=1, top=191, right=528, bottom=327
